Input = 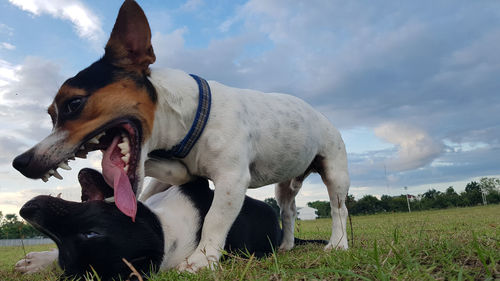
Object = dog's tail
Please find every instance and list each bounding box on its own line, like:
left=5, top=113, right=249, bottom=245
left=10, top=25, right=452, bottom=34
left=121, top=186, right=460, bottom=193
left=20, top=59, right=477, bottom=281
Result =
left=294, top=237, right=328, bottom=245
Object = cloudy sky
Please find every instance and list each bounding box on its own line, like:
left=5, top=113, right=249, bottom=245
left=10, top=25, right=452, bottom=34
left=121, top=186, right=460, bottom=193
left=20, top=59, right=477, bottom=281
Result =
left=1, top=0, right=499, bottom=215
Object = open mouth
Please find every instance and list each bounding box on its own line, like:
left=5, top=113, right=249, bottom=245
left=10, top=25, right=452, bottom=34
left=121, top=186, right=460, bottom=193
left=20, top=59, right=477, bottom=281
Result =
left=41, top=117, right=142, bottom=219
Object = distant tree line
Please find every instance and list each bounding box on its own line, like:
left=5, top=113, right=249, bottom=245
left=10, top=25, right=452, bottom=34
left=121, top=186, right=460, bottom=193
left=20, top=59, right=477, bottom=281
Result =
left=265, top=177, right=500, bottom=218
left=0, top=212, right=44, bottom=239
left=3, top=178, right=498, bottom=237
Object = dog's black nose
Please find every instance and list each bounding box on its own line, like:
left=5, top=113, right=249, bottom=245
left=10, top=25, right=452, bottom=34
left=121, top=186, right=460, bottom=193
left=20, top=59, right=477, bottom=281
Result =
left=13, top=151, right=33, bottom=172
left=20, top=200, right=41, bottom=220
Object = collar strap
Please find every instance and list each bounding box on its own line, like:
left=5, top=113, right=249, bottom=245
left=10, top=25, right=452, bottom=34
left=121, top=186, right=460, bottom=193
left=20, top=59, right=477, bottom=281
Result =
left=149, top=74, right=212, bottom=159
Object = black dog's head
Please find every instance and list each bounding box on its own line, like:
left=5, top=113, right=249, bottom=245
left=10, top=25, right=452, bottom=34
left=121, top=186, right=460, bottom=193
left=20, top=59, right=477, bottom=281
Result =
left=20, top=168, right=164, bottom=280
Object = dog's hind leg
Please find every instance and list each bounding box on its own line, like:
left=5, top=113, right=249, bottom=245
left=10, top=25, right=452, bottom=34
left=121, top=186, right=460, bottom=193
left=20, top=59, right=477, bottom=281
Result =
left=275, top=171, right=310, bottom=251
left=317, top=151, right=350, bottom=250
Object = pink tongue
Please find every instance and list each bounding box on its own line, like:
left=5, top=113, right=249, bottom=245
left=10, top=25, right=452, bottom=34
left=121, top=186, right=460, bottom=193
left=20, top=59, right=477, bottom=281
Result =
left=102, top=136, right=137, bottom=221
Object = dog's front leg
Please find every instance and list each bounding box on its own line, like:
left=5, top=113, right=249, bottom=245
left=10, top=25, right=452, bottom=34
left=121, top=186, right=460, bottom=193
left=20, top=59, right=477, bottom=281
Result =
left=15, top=249, right=58, bottom=274
left=177, top=172, right=250, bottom=272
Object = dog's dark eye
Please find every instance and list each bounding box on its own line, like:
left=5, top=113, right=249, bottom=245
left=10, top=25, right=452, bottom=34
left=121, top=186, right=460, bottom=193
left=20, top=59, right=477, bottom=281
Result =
left=82, top=231, right=101, bottom=239
left=63, top=97, right=85, bottom=116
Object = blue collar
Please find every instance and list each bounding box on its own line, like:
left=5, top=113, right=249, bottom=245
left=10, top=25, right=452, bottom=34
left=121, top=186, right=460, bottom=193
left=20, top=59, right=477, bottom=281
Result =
left=148, top=74, right=211, bottom=159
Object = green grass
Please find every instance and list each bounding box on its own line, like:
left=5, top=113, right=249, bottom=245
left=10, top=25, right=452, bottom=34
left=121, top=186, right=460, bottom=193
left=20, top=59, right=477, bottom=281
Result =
left=1, top=205, right=499, bottom=280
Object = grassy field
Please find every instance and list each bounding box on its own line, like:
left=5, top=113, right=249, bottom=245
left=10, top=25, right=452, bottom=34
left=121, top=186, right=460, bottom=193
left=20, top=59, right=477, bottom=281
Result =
left=0, top=204, right=498, bottom=280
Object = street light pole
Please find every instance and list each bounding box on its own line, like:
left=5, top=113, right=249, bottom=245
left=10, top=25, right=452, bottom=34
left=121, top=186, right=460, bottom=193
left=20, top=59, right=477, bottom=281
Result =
left=404, top=186, right=411, bottom=213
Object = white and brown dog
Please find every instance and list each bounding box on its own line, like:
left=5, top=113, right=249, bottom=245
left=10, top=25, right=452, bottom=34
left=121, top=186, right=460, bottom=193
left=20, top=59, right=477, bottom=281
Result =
left=12, top=0, right=350, bottom=272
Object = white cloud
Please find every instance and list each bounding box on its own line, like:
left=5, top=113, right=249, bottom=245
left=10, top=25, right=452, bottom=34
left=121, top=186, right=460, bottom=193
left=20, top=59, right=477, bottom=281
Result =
left=1, top=56, right=63, bottom=106
left=0, top=56, right=63, bottom=163
left=152, top=28, right=188, bottom=62
left=374, top=123, right=444, bottom=172
left=0, top=23, right=14, bottom=36
left=0, top=42, right=15, bottom=50
left=180, top=0, right=204, bottom=11
left=0, top=59, right=19, bottom=89
left=8, top=0, right=104, bottom=43
left=0, top=185, right=80, bottom=215
left=149, top=1, right=500, bottom=197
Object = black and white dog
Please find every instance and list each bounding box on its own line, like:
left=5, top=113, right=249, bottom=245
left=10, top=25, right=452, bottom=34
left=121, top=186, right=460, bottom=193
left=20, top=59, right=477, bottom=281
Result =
left=16, top=169, right=322, bottom=280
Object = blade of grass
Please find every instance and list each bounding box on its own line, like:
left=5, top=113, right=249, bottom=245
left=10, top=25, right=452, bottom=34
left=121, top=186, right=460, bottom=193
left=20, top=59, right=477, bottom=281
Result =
left=238, top=253, right=254, bottom=281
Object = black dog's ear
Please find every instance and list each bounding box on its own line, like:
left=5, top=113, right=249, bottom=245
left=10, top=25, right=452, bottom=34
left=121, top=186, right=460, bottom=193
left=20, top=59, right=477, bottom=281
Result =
left=78, top=168, right=114, bottom=202
left=105, top=0, right=155, bottom=75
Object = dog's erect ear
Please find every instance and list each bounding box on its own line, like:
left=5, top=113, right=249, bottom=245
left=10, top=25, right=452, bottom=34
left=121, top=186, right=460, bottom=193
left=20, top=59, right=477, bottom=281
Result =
left=79, top=168, right=114, bottom=202
left=105, top=0, right=156, bottom=75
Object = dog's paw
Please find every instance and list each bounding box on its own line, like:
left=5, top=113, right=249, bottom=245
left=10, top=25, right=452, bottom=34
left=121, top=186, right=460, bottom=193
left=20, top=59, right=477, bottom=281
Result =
left=278, top=241, right=294, bottom=252
left=324, top=241, right=348, bottom=251
left=176, top=251, right=219, bottom=273
left=14, top=250, right=57, bottom=274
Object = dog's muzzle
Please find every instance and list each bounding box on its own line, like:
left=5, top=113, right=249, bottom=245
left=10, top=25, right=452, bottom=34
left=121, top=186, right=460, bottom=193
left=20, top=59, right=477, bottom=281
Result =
left=12, top=148, right=43, bottom=178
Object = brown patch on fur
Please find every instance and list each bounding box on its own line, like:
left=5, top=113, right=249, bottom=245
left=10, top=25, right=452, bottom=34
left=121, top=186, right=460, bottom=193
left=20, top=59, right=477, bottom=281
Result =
left=60, top=79, right=156, bottom=145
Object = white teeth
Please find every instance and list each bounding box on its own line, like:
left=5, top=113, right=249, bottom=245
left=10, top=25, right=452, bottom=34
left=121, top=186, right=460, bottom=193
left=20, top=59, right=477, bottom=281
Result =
left=88, top=137, right=99, bottom=144
left=118, top=142, right=130, bottom=154
left=121, top=153, right=130, bottom=164
left=59, top=162, right=71, bottom=170
left=124, top=165, right=129, bottom=172
left=53, top=169, right=63, bottom=180
left=43, top=158, right=72, bottom=182
left=96, top=132, right=106, bottom=139
left=121, top=134, right=129, bottom=143
left=42, top=171, right=52, bottom=181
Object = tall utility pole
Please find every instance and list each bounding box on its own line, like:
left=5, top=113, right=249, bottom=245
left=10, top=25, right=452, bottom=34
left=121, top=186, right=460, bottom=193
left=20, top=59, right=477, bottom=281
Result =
left=481, top=188, right=488, bottom=205
left=404, top=186, right=411, bottom=213
left=384, top=164, right=390, bottom=195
